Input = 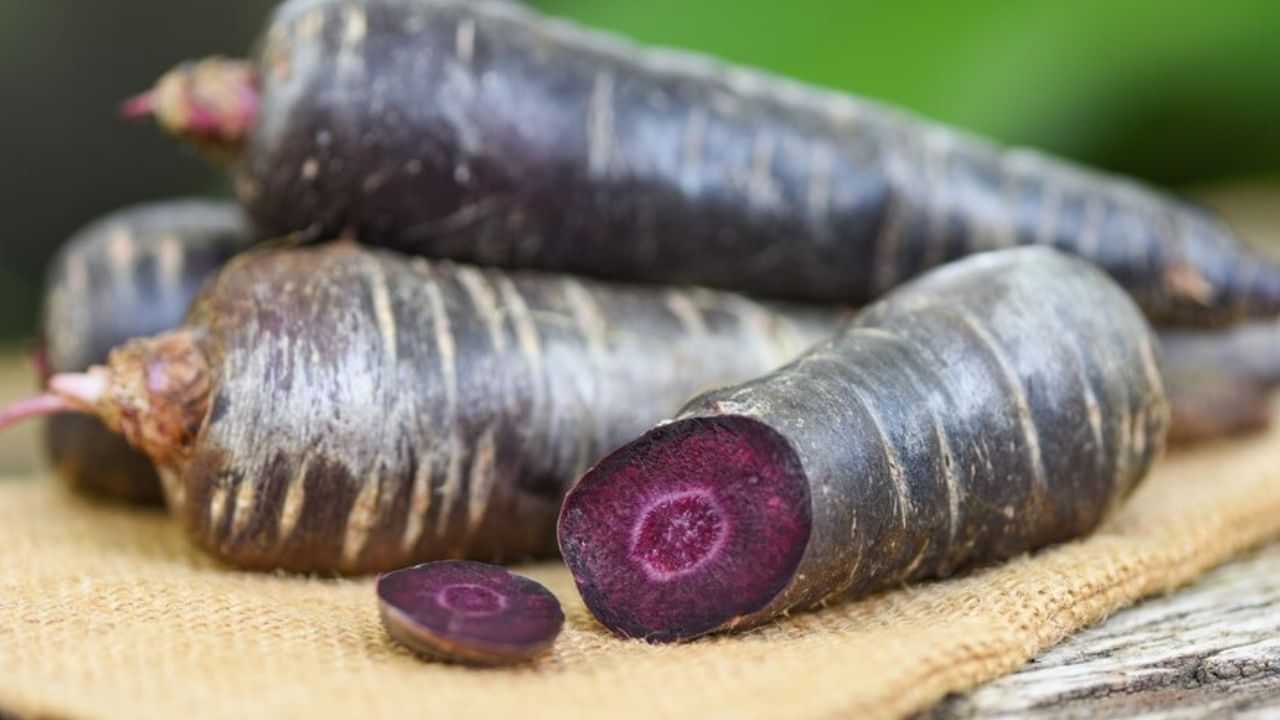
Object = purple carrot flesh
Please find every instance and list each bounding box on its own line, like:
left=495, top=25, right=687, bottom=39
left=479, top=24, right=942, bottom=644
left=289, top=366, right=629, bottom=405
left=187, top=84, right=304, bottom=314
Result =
left=7, top=241, right=838, bottom=573
left=129, top=0, right=1280, bottom=326
left=378, top=560, right=563, bottom=665
left=558, top=247, right=1169, bottom=643
left=41, top=200, right=251, bottom=503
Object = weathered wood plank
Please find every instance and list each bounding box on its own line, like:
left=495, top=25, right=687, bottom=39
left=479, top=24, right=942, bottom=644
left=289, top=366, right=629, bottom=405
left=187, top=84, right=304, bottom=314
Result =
left=924, top=542, right=1280, bottom=719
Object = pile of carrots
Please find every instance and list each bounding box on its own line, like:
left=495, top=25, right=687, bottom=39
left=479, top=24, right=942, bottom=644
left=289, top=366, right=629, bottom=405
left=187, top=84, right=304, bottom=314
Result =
left=6, top=0, right=1279, bottom=661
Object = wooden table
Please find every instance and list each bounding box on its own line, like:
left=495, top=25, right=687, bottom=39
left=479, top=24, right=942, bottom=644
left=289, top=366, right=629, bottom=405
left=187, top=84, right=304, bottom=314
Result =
left=925, top=543, right=1280, bottom=718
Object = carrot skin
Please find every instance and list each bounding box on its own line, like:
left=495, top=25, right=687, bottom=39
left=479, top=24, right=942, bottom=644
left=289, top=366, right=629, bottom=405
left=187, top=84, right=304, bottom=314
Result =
left=41, top=200, right=250, bottom=503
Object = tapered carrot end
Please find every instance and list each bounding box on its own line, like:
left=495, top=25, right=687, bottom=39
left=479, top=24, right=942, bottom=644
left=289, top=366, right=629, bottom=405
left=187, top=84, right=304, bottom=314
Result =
left=48, top=370, right=110, bottom=409
left=0, top=393, right=80, bottom=433
left=124, top=57, right=257, bottom=155
left=120, top=90, right=157, bottom=120
left=2, top=332, right=212, bottom=465
left=0, top=366, right=107, bottom=433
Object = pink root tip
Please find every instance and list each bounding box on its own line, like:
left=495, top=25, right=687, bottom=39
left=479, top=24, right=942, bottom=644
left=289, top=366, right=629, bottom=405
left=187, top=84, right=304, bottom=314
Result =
left=0, top=394, right=78, bottom=433
left=121, top=91, right=156, bottom=120
left=49, top=371, right=108, bottom=408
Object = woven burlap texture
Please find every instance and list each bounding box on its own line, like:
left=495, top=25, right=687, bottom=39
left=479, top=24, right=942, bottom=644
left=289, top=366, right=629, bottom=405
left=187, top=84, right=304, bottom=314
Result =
left=1, top=425, right=1278, bottom=720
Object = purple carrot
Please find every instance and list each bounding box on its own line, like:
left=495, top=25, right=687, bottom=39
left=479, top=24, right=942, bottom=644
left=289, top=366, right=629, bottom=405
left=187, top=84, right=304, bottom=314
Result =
left=128, top=0, right=1280, bottom=326
left=3, top=242, right=838, bottom=573
left=559, top=248, right=1168, bottom=642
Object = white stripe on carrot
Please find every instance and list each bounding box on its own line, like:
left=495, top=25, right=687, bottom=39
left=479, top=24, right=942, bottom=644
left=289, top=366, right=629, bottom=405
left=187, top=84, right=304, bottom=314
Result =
left=957, top=309, right=1048, bottom=501
left=366, top=259, right=398, bottom=365
left=465, top=423, right=499, bottom=540
left=341, top=471, right=381, bottom=566
left=455, top=18, right=476, bottom=66
left=456, top=265, right=507, bottom=352
left=665, top=291, right=708, bottom=338
left=277, top=459, right=310, bottom=547
left=400, top=446, right=433, bottom=553
left=587, top=70, right=616, bottom=177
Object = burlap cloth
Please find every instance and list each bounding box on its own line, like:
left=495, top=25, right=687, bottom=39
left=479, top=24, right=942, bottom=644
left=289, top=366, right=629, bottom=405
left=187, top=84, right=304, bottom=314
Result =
left=1, top=422, right=1278, bottom=720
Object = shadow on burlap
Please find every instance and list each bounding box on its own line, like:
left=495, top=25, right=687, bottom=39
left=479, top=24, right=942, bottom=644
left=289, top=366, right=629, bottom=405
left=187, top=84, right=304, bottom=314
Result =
left=0, top=414, right=1277, bottom=720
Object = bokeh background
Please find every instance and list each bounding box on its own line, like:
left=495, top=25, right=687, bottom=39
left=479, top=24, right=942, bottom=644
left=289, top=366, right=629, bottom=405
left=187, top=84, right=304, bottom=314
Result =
left=1, top=0, right=1277, bottom=341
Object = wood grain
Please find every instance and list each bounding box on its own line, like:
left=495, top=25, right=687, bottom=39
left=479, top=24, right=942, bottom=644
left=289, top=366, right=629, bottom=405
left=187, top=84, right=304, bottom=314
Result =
left=924, top=542, right=1280, bottom=718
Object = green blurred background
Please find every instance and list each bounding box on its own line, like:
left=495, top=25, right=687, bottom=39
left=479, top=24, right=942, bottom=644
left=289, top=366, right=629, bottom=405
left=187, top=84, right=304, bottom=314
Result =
left=1, top=0, right=1276, bottom=341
